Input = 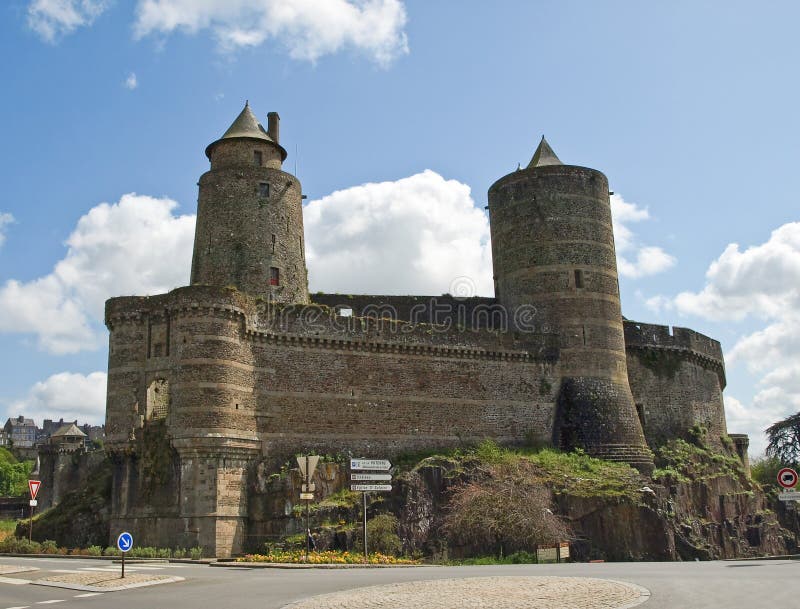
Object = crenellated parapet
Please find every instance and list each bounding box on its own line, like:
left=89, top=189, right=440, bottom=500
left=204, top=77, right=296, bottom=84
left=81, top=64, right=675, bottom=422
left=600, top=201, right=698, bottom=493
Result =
left=623, top=320, right=726, bottom=389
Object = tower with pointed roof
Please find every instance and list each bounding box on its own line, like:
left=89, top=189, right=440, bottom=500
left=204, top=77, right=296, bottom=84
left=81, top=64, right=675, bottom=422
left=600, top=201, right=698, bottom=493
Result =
left=191, top=102, right=309, bottom=304
left=488, top=138, right=653, bottom=470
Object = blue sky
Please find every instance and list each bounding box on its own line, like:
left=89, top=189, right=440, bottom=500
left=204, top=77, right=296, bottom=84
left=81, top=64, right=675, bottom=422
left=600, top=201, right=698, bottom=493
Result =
left=1, top=1, right=798, bottom=456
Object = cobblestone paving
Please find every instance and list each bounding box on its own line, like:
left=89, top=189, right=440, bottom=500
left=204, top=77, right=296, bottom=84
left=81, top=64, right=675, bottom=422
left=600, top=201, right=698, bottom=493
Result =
left=0, top=564, right=38, bottom=575
left=282, top=576, right=649, bottom=609
left=36, top=572, right=175, bottom=588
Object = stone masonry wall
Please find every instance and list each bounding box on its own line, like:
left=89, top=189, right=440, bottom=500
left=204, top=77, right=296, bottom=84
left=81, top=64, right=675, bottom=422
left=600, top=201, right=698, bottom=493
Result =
left=624, top=321, right=728, bottom=449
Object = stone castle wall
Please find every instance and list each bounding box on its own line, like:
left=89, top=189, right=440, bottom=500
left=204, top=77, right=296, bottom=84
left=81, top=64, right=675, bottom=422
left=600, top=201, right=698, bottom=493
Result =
left=623, top=321, right=728, bottom=449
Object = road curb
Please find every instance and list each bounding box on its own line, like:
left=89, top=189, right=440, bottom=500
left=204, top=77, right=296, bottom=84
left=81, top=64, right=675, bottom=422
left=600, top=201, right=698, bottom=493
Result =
left=32, top=575, right=186, bottom=592
left=214, top=561, right=428, bottom=569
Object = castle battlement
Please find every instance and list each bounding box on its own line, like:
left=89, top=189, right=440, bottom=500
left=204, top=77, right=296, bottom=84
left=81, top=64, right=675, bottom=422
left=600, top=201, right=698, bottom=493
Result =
left=102, top=107, right=740, bottom=557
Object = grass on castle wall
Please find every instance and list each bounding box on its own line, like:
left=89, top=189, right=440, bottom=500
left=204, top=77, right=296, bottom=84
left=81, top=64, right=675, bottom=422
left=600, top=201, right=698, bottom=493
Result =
left=652, top=433, right=750, bottom=486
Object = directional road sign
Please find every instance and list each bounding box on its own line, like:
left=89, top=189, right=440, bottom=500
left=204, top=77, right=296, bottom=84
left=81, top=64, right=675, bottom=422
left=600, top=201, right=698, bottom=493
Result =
left=350, top=459, right=391, bottom=471
left=117, top=531, right=134, bottom=553
left=778, top=491, right=800, bottom=502
left=28, top=480, right=41, bottom=500
left=299, top=492, right=314, bottom=500
left=778, top=467, right=798, bottom=489
left=351, top=473, right=392, bottom=481
left=351, top=484, right=392, bottom=492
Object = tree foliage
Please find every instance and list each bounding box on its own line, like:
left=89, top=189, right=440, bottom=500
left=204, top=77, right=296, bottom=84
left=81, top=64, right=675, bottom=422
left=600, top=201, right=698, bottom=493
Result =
left=0, top=448, right=33, bottom=496
left=442, top=459, right=569, bottom=556
left=766, top=413, right=800, bottom=465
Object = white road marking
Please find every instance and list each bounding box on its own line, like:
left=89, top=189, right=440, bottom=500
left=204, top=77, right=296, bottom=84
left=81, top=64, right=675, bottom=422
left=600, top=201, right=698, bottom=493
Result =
left=73, top=593, right=103, bottom=598
left=6, top=606, right=30, bottom=608
left=35, top=601, right=65, bottom=605
left=49, top=570, right=83, bottom=574
left=0, top=576, right=31, bottom=585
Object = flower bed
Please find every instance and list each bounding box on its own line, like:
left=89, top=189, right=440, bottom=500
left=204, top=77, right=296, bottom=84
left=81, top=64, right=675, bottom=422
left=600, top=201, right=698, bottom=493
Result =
left=237, top=550, right=419, bottom=565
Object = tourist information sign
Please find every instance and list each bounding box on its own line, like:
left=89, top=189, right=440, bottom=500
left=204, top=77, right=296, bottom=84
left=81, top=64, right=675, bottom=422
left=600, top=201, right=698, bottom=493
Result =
left=350, top=458, right=393, bottom=561
left=778, top=467, right=798, bottom=489
left=351, top=484, right=392, bottom=492
left=350, top=459, right=391, bottom=471
left=351, top=473, right=392, bottom=481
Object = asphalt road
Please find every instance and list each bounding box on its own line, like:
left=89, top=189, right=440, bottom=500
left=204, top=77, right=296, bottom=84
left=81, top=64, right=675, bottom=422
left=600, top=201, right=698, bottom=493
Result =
left=0, top=556, right=797, bottom=608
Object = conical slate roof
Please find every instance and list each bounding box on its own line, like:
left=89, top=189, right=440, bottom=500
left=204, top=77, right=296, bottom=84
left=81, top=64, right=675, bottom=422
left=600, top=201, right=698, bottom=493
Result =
left=219, top=101, right=273, bottom=144
left=527, top=136, right=562, bottom=168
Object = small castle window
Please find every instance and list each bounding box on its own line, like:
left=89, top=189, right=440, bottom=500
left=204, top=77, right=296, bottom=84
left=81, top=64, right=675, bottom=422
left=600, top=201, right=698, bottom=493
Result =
left=269, top=267, right=280, bottom=286
left=271, top=234, right=276, bottom=253
left=574, top=269, right=584, bottom=289
left=636, top=403, right=646, bottom=426
left=254, top=150, right=262, bottom=166
left=259, top=182, right=270, bottom=197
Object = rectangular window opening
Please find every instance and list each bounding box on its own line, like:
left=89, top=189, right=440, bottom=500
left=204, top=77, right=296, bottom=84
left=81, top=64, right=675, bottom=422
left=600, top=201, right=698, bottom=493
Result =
left=635, top=403, right=646, bottom=426
left=259, top=182, right=270, bottom=197
left=254, top=150, right=262, bottom=166
left=574, top=269, right=584, bottom=289
left=269, top=267, right=280, bottom=286
left=271, top=234, right=276, bottom=253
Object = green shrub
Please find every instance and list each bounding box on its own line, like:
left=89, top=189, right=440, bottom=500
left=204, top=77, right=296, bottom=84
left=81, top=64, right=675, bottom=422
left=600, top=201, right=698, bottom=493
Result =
left=0, top=536, right=42, bottom=554
left=86, top=545, right=103, bottom=556
left=103, top=546, right=122, bottom=556
left=173, top=547, right=186, bottom=559
left=188, top=546, right=203, bottom=560
left=353, top=514, right=403, bottom=556
left=40, top=539, right=58, bottom=554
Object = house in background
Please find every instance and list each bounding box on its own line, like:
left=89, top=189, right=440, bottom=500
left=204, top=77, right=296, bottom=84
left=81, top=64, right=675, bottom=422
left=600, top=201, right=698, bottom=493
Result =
left=3, top=416, right=37, bottom=448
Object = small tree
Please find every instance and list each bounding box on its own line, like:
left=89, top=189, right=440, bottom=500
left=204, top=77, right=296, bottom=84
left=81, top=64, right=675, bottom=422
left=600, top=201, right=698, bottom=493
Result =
left=442, top=460, right=569, bottom=556
left=766, top=413, right=800, bottom=465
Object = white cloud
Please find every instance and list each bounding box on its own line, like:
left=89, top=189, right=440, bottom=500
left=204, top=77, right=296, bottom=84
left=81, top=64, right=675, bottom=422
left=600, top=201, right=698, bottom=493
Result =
left=133, top=0, right=409, bottom=65
left=124, top=72, right=138, bottom=90
left=8, top=371, right=107, bottom=424
left=0, top=193, right=195, bottom=354
left=663, top=222, right=800, bottom=456
left=304, top=170, right=493, bottom=296
left=0, top=212, right=14, bottom=247
left=610, top=194, right=676, bottom=279
left=27, top=0, right=110, bottom=42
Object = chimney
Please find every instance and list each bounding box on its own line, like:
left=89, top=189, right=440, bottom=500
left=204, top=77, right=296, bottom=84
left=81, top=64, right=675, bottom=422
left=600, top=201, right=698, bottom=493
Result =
left=267, top=112, right=280, bottom=144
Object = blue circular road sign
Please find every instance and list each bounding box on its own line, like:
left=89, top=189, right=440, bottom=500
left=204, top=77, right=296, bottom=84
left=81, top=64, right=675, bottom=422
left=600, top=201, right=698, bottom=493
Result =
left=117, top=531, right=134, bottom=553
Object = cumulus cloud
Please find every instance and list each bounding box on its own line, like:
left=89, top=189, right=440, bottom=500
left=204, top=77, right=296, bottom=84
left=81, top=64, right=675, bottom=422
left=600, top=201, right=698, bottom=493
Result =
left=0, top=212, right=14, bottom=247
left=124, top=72, right=138, bottom=90
left=610, top=194, right=676, bottom=279
left=133, top=0, right=409, bottom=65
left=304, top=170, right=493, bottom=296
left=663, top=222, right=800, bottom=455
left=8, top=372, right=107, bottom=424
left=27, top=0, right=110, bottom=42
left=0, top=193, right=194, bottom=353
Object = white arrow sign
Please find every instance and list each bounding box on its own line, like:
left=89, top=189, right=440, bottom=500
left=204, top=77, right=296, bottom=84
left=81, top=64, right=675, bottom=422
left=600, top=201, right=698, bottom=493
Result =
left=351, top=484, right=392, bottom=492
left=351, top=473, right=392, bottom=481
left=350, top=459, right=391, bottom=471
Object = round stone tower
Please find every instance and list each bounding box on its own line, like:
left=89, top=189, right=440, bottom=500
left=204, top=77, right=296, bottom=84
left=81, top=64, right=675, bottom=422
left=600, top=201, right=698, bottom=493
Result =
left=488, top=138, right=652, bottom=470
left=191, top=102, right=309, bottom=304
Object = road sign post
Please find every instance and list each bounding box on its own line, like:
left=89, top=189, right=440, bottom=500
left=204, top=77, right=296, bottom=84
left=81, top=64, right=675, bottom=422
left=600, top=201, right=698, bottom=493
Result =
left=350, top=459, right=393, bottom=563
left=297, top=455, right=320, bottom=562
left=117, top=532, right=133, bottom=578
left=28, top=480, right=41, bottom=542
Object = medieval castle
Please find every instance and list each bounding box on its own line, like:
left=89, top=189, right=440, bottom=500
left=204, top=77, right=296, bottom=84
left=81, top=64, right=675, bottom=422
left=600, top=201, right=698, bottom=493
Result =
left=103, top=103, right=748, bottom=557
